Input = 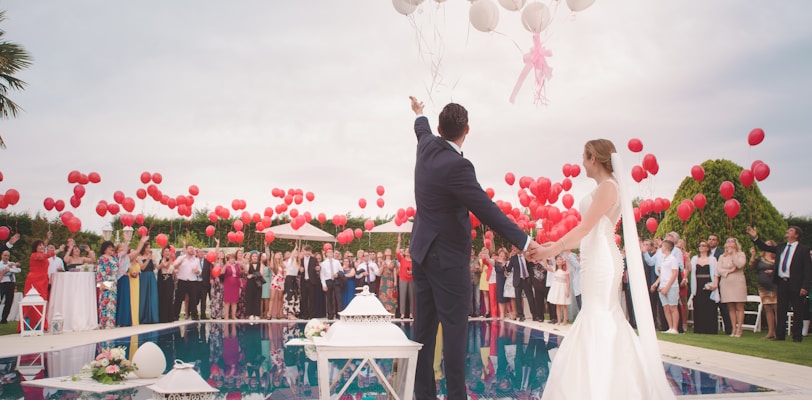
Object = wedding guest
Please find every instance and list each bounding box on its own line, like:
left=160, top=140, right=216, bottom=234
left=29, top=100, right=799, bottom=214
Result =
left=222, top=253, right=241, bottom=320
left=749, top=241, right=778, bottom=339
left=379, top=248, right=398, bottom=314
left=478, top=247, right=492, bottom=318
left=708, top=234, right=733, bottom=335
left=651, top=240, right=679, bottom=334
left=320, top=249, right=342, bottom=319
left=299, top=245, right=319, bottom=319
left=642, top=239, right=667, bottom=331
left=117, top=237, right=148, bottom=327
left=503, top=247, right=517, bottom=319
left=269, top=249, right=285, bottom=319
left=261, top=251, right=273, bottom=318
left=689, top=240, right=719, bottom=334
left=547, top=255, right=571, bottom=325
left=63, top=244, right=95, bottom=271
left=173, top=244, right=202, bottom=321
left=676, top=239, right=691, bottom=332
left=0, top=250, right=21, bottom=324
left=155, top=246, right=175, bottom=322
left=396, top=234, right=415, bottom=318
left=0, top=232, right=20, bottom=256
left=341, top=255, right=356, bottom=309
left=530, top=256, right=547, bottom=322
left=96, top=240, right=119, bottom=329
left=210, top=244, right=225, bottom=320
left=566, top=250, right=582, bottom=311
left=46, top=244, right=65, bottom=291
left=718, top=237, right=747, bottom=337
left=494, top=248, right=511, bottom=319
left=469, top=248, right=481, bottom=317
left=507, top=245, right=538, bottom=322
left=283, top=247, right=302, bottom=320
left=244, top=251, right=264, bottom=320
left=198, top=247, right=213, bottom=320
left=136, top=240, right=159, bottom=324
left=22, top=233, right=59, bottom=332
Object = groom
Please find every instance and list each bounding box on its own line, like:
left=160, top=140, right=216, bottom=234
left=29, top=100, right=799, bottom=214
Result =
left=408, top=96, right=541, bottom=400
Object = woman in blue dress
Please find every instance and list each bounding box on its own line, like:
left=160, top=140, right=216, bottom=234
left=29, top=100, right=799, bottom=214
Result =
left=138, top=241, right=159, bottom=324
left=341, top=257, right=356, bottom=309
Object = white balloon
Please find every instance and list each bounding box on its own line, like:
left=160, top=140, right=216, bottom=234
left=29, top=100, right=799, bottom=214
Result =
left=132, top=342, right=167, bottom=379
left=406, top=0, right=425, bottom=5
left=392, top=0, right=418, bottom=16
left=566, top=0, right=596, bottom=12
left=521, top=2, right=551, bottom=33
left=469, top=0, right=500, bottom=33
left=498, top=0, right=526, bottom=12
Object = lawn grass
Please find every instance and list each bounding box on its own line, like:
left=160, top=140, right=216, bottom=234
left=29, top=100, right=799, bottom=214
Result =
left=655, top=327, right=812, bottom=367
left=0, top=321, right=20, bottom=336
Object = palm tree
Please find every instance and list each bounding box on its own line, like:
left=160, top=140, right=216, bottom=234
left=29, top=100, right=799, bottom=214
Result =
left=0, top=10, right=33, bottom=148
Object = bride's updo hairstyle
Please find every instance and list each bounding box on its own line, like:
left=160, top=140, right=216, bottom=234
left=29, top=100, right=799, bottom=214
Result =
left=584, top=139, right=617, bottom=173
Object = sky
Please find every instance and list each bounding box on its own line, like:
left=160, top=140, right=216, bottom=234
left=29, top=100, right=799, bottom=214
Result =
left=1, top=0, right=811, bottom=236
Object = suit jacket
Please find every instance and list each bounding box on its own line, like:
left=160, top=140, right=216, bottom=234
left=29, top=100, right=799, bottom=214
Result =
left=410, top=116, right=527, bottom=265
left=508, top=254, right=531, bottom=287
left=753, top=238, right=812, bottom=293
left=301, top=256, right=320, bottom=286
left=710, top=247, right=724, bottom=260
left=201, top=259, right=213, bottom=287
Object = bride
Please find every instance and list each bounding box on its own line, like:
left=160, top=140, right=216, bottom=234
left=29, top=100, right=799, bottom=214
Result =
left=534, top=139, right=675, bottom=399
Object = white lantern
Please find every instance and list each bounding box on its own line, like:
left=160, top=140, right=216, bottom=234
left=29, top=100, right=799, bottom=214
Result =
left=19, top=288, right=47, bottom=337
left=311, top=286, right=423, bottom=400
left=132, top=341, right=167, bottom=378
left=148, top=360, right=218, bottom=400
left=50, top=312, right=63, bottom=334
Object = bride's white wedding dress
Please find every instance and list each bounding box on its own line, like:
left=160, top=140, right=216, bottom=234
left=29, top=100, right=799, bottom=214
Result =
left=541, top=179, right=675, bottom=399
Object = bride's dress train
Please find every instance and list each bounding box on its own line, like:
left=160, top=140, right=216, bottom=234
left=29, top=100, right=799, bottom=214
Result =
left=541, top=178, right=675, bottom=399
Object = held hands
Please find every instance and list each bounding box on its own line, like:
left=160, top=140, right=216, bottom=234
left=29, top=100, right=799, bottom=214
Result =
left=524, top=241, right=544, bottom=263
left=409, top=96, right=424, bottom=115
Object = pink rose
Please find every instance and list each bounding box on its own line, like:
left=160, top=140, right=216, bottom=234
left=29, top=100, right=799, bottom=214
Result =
left=105, top=365, right=120, bottom=374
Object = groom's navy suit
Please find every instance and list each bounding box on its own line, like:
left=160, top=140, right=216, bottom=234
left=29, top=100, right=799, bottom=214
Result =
left=411, top=115, right=529, bottom=400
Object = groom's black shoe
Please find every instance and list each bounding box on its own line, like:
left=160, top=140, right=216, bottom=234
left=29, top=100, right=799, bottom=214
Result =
left=518, top=316, right=525, bottom=322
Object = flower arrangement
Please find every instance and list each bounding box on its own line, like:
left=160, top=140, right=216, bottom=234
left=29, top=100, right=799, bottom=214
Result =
left=80, top=346, right=137, bottom=384
left=304, top=319, right=330, bottom=361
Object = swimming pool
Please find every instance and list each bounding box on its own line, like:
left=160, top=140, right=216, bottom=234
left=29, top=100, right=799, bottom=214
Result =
left=1, top=320, right=771, bottom=398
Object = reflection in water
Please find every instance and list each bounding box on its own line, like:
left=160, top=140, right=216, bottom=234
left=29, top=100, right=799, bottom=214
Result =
left=1, top=320, right=769, bottom=399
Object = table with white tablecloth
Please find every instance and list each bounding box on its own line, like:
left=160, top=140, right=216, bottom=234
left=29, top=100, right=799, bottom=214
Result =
left=46, top=272, right=98, bottom=332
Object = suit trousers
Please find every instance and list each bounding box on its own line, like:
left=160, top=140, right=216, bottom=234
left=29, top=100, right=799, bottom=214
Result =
left=412, top=249, right=470, bottom=400
left=173, top=280, right=199, bottom=320
left=776, top=278, right=805, bottom=341
left=0, top=282, right=14, bottom=322
left=531, top=277, right=547, bottom=320
left=199, top=283, right=210, bottom=318
left=514, top=278, right=536, bottom=318
left=300, top=280, right=313, bottom=319
left=325, top=280, right=342, bottom=319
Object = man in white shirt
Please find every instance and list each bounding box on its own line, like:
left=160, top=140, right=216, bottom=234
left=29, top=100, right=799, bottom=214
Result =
left=172, top=245, right=202, bottom=320
left=47, top=244, right=65, bottom=292
left=651, top=240, right=679, bottom=334
left=356, top=251, right=379, bottom=294
left=0, top=250, right=21, bottom=323
left=320, top=249, right=342, bottom=319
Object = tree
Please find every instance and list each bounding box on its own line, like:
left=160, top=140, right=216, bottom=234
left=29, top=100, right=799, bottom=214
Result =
left=0, top=10, right=32, bottom=146
left=654, top=159, right=786, bottom=293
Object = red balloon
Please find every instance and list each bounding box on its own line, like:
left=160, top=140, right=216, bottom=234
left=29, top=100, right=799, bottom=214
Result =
left=78, top=174, right=89, bottom=185
left=293, top=194, right=303, bottom=205
left=61, top=212, right=73, bottom=225
left=305, top=192, right=315, bottom=202
left=485, top=187, right=495, bottom=199
left=122, top=197, right=135, bottom=213
left=205, top=225, right=215, bottom=237
left=189, top=185, right=199, bottom=196
left=211, top=266, right=222, bottom=278
left=43, top=197, right=55, bottom=211
left=120, top=214, right=135, bottom=227
left=0, top=226, right=9, bottom=241
left=240, top=211, right=251, bottom=224
left=377, top=198, right=385, bottom=208
left=235, top=231, right=244, bottom=243
left=317, top=213, right=327, bottom=224
left=226, top=231, right=236, bottom=242
left=151, top=172, right=163, bottom=184
left=54, top=199, right=65, bottom=212
left=631, top=165, right=646, bottom=183
left=691, top=165, right=705, bottom=182
left=753, top=163, right=770, bottom=182
left=364, top=219, right=375, bottom=231
left=739, top=169, right=754, bottom=188
left=407, top=206, right=416, bottom=218
left=67, top=170, right=81, bottom=184
left=633, top=207, right=641, bottom=222
left=218, top=207, right=230, bottom=219
left=354, top=228, right=363, bottom=239
left=113, top=190, right=125, bottom=204
left=562, top=164, right=572, bottom=178
left=677, top=202, right=692, bottom=221
left=505, top=172, right=516, bottom=186
left=265, top=231, right=275, bottom=243
left=653, top=198, right=665, bottom=213
left=290, top=208, right=299, bottom=218
left=570, top=164, right=581, bottom=178
left=751, top=160, right=764, bottom=172
left=642, top=154, right=658, bottom=174
left=3, top=189, right=19, bottom=206
left=358, top=198, right=367, bottom=209
left=562, top=193, right=574, bottom=209
left=107, top=203, right=120, bottom=215
left=156, top=233, right=169, bottom=247
left=376, top=185, right=385, bottom=196
left=264, top=207, right=274, bottom=217
left=0, top=171, right=2, bottom=182
left=88, top=172, right=101, bottom=184
left=137, top=226, right=148, bottom=237
left=724, top=199, right=741, bottom=219
left=233, top=220, right=244, bottom=231
left=206, top=250, right=217, bottom=263
left=283, top=195, right=293, bottom=206
left=561, top=178, right=572, bottom=191
left=66, top=217, right=82, bottom=233
left=135, top=213, right=145, bottom=225
left=748, top=128, right=765, bottom=146
left=719, top=181, right=735, bottom=200
left=645, top=217, right=658, bottom=234
left=627, top=138, right=643, bottom=153
left=69, top=195, right=81, bottom=208
left=136, top=188, right=147, bottom=199
left=140, top=171, right=151, bottom=184
left=693, top=193, right=707, bottom=209
left=251, top=213, right=261, bottom=223
left=72, top=185, right=85, bottom=199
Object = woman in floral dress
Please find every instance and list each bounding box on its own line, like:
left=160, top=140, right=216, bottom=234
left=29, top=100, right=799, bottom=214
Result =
left=269, top=249, right=286, bottom=319
left=378, top=249, right=398, bottom=314
left=210, top=244, right=225, bottom=320
left=96, top=241, right=119, bottom=329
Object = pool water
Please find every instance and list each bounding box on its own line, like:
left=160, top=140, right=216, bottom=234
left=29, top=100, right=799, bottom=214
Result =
left=1, top=320, right=770, bottom=399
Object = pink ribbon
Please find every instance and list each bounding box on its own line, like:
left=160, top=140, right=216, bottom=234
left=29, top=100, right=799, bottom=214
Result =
left=509, top=33, right=553, bottom=104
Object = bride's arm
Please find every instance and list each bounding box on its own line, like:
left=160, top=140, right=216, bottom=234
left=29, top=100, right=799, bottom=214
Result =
left=540, top=181, right=617, bottom=259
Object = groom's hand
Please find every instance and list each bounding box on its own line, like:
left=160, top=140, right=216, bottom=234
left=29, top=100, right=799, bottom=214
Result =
left=525, top=241, right=545, bottom=263
left=409, top=96, right=424, bottom=115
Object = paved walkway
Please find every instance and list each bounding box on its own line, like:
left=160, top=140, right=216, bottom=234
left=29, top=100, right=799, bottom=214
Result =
left=2, top=318, right=811, bottom=399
